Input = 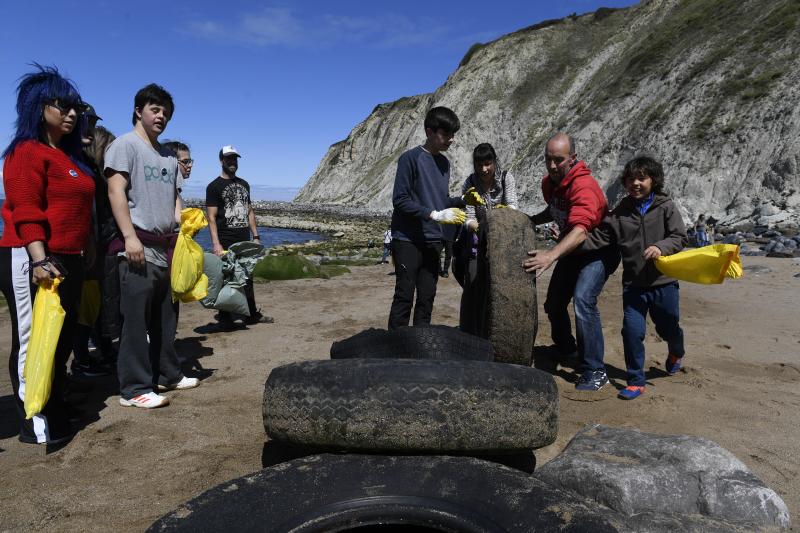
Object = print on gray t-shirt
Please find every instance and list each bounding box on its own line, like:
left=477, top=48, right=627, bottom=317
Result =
left=104, top=131, right=178, bottom=267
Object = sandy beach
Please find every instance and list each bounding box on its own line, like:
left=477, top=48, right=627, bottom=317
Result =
left=0, top=255, right=798, bottom=531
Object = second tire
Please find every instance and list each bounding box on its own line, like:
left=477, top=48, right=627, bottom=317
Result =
left=330, top=325, right=493, bottom=361
left=263, top=359, right=558, bottom=452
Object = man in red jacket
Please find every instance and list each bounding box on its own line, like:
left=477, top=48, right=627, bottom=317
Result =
left=523, top=133, right=618, bottom=391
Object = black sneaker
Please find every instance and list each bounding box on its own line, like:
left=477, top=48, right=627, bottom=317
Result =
left=575, top=369, right=609, bottom=391
left=71, top=363, right=112, bottom=379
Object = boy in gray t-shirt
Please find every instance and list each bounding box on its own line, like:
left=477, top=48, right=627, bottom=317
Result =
left=105, top=131, right=178, bottom=266
left=106, top=83, right=199, bottom=410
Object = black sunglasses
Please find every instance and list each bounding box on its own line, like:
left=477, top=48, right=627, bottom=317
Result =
left=178, top=158, right=194, bottom=165
left=47, top=99, right=89, bottom=115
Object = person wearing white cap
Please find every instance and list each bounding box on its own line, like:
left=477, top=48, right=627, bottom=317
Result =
left=205, top=145, right=273, bottom=330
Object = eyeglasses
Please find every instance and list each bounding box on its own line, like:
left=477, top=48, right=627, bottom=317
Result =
left=178, top=158, right=194, bottom=165
left=47, top=99, right=89, bottom=115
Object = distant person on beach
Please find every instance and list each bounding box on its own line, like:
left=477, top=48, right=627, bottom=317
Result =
left=524, top=132, right=618, bottom=391
left=71, top=106, right=117, bottom=379
left=387, top=106, right=473, bottom=329
left=457, top=142, right=518, bottom=334
left=106, top=83, right=198, bottom=409
left=695, top=214, right=708, bottom=246
left=205, top=145, right=273, bottom=330
left=382, top=227, right=392, bottom=264
left=582, top=156, right=688, bottom=399
left=0, top=65, right=95, bottom=444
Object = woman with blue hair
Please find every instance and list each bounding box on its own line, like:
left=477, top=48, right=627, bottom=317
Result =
left=0, top=65, right=95, bottom=445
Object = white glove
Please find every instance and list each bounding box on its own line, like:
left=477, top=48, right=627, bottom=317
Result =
left=430, top=208, right=467, bottom=225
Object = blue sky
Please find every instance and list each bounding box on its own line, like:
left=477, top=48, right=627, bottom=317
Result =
left=0, top=0, right=636, bottom=199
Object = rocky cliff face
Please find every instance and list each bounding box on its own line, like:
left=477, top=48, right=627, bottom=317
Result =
left=295, top=0, right=800, bottom=226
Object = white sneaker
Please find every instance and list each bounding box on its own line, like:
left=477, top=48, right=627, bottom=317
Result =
left=157, top=376, right=199, bottom=391
left=119, top=392, right=170, bottom=409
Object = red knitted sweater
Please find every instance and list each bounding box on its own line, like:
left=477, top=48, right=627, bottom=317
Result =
left=1, top=140, right=95, bottom=254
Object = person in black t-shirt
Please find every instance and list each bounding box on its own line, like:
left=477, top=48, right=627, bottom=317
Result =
left=205, top=145, right=273, bottom=329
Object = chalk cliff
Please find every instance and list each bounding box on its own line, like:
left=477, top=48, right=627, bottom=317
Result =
left=296, top=0, right=800, bottom=225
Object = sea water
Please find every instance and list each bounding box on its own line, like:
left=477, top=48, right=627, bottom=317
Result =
left=0, top=199, right=326, bottom=251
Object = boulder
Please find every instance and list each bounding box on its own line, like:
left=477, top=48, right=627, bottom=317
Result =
left=767, top=251, right=794, bottom=258
left=758, top=204, right=781, bottom=217
left=535, top=425, right=790, bottom=529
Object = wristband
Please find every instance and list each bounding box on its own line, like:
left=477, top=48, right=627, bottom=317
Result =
left=253, top=235, right=261, bottom=240
left=29, top=256, right=54, bottom=269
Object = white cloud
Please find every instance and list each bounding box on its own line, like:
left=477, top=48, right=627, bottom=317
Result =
left=186, top=7, right=474, bottom=50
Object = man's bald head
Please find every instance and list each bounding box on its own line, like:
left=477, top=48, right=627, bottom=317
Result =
left=544, top=132, right=577, bottom=183
left=546, top=132, right=576, bottom=156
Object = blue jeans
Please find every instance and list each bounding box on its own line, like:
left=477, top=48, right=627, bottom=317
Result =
left=696, top=230, right=708, bottom=246
left=621, top=282, right=685, bottom=386
left=544, top=249, right=619, bottom=373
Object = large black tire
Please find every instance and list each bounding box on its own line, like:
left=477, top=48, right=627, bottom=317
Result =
left=148, top=454, right=623, bottom=532
left=484, top=208, right=538, bottom=365
left=330, top=325, right=493, bottom=361
left=263, top=359, right=558, bottom=452
left=260, top=440, right=537, bottom=474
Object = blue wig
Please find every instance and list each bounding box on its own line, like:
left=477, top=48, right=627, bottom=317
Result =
left=2, top=64, right=88, bottom=172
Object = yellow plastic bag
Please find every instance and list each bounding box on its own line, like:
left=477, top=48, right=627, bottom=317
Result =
left=179, top=274, right=209, bottom=303
left=77, top=279, right=101, bottom=326
left=24, top=278, right=65, bottom=419
left=655, top=244, right=743, bottom=284
left=171, top=208, right=209, bottom=301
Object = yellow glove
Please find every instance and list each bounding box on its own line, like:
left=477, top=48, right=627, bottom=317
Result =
left=463, top=187, right=485, bottom=207
left=495, top=203, right=508, bottom=209
left=431, top=208, right=467, bottom=225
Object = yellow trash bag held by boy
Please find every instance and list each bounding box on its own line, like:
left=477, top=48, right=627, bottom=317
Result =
left=24, top=278, right=66, bottom=419
left=172, top=207, right=210, bottom=302
left=655, top=244, right=743, bottom=284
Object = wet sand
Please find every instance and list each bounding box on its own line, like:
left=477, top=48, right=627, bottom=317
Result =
left=0, top=255, right=798, bottom=531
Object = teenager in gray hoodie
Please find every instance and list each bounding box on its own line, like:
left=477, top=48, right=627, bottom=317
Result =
left=584, top=156, right=688, bottom=400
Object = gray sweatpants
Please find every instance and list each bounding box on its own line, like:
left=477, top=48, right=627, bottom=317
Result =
left=117, top=260, right=183, bottom=399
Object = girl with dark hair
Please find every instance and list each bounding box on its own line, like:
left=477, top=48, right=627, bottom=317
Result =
left=456, top=143, right=518, bottom=334
left=0, top=65, right=95, bottom=445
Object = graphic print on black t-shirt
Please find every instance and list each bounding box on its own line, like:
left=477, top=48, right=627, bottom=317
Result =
left=222, top=182, right=249, bottom=228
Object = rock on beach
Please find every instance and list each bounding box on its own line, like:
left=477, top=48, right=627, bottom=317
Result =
left=535, top=424, right=791, bottom=529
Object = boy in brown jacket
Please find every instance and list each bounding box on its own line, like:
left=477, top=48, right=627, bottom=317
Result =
left=585, top=156, right=688, bottom=399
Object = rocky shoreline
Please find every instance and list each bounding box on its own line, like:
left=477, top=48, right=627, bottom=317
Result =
left=184, top=199, right=390, bottom=255
left=184, top=199, right=800, bottom=260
